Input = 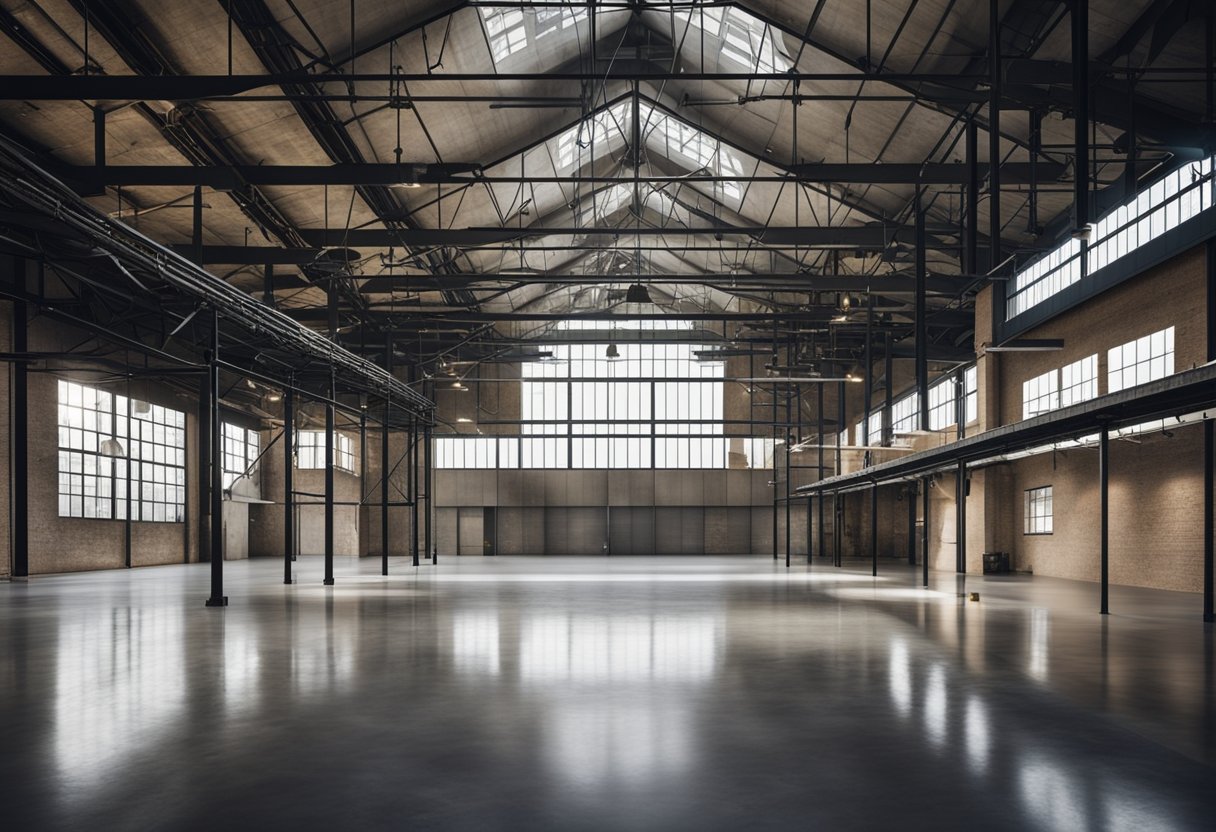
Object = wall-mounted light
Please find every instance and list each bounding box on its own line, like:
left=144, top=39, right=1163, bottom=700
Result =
left=456, top=417, right=472, bottom=424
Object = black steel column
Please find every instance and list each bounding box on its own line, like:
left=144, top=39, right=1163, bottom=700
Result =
left=424, top=416, right=433, bottom=563
left=410, top=418, right=419, bottom=568
left=922, top=478, right=930, bottom=587
left=11, top=262, right=28, bottom=579
left=1072, top=0, right=1089, bottom=235
left=966, top=118, right=979, bottom=274
left=883, top=333, right=893, bottom=447
left=323, top=376, right=335, bottom=587
left=411, top=421, right=420, bottom=566
left=1206, top=238, right=1215, bottom=622
left=1099, top=425, right=1109, bottom=615
left=988, top=0, right=1002, bottom=272
left=908, top=482, right=917, bottom=565
left=870, top=483, right=878, bottom=577
left=205, top=314, right=227, bottom=607
left=915, top=188, right=929, bottom=431
left=807, top=496, right=814, bottom=565
left=956, top=460, right=967, bottom=574
left=863, top=294, right=873, bottom=446
left=1205, top=419, right=1213, bottom=623
left=283, top=387, right=294, bottom=584
left=382, top=345, right=392, bottom=574
left=835, top=381, right=845, bottom=567
left=817, top=382, right=825, bottom=561
left=785, top=394, right=791, bottom=568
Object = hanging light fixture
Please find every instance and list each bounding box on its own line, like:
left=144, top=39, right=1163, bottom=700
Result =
left=99, top=437, right=126, bottom=457
left=605, top=343, right=620, bottom=359
left=624, top=283, right=653, bottom=304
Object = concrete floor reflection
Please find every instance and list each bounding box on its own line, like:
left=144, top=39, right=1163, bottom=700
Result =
left=0, top=555, right=1212, bottom=830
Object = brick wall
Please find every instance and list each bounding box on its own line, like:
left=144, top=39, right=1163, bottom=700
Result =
left=983, top=245, right=1210, bottom=591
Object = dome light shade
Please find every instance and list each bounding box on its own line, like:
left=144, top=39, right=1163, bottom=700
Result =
left=624, top=283, right=652, bottom=304
left=605, top=343, right=620, bottom=359
left=99, top=438, right=126, bottom=457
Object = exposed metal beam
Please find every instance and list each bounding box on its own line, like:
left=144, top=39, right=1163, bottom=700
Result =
left=292, top=226, right=897, bottom=247
left=60, top=161, right=1065, bottom=188
left=0, top=71, right=990, bottom=101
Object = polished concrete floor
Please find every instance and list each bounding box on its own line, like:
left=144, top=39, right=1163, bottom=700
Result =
left=1, top=555, right=1213, bottom=831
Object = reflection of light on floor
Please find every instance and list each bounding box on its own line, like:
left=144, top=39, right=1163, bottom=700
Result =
left=544, top=701, right=693, bottom=790
left=55, top=606, right=185, bottom=796
left=965, top=696, right=989, bottom=774
left=829, top=587, right=949, bottom=601
left=1103, top=776, right=1187, bottom=832
left=520, top=614, right=719, bottom=684
left=223, top=624, right=261, bottom=709
left=1017, top=754, right=1086, bottom=832
left=888, top=640, right=911, bottom=718
left=292, top=623, right=356, bottom=699
left=417, top=572, right=874, bottom=584
left=924, top=664, right=947, bottom=748
left=1029, top=608, right=1049, bottom=682
left=452, top=611, right=500, bottom=676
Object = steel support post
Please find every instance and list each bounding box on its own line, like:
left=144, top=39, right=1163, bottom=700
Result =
left=424, top=417, right=433, bottom=563
left=283, top=388, right=294, bottom=583
left=989, top=0, right=1002, bottom=272
left=883, top=333, right=893, bottom=447
left=835, top=381, right=845, bottom=567
left=11, top=260, right=28, bottom=578
left=817, top=383, right=825, bottom=561
left=956, top=460, right=967, bottom=574
left=411, top=419, right=420, bottom=566
left=915, top=188, right=928, bottom=431
left=870, top=483, right=878, bottom=577
left=410, top=419, right=419, bottom=568
left=807, top=497, right=814, bottom=565
left=205, top=315, right=227, bottom=606
left=908, top=483, right=917, bottom=565
left=382, top=345, right=392, bottom=574
left=785, top=394, right=792, bottom=567
left=1099, top=425, right=1110, bottom=615
left=966, top=118, right=979, bottom=273
left=1206, top=238, right=1215, bottom=622
left=1072, top=0, right=1089, bottom=235
left=1205, top=420, right=1213, bottom=623
left=323, top=376, right=335, bottom=587
left=922, top=478, right=930, bottom=588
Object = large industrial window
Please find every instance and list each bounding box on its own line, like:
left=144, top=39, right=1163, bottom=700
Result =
left=1108, top=326, right=1174, bottom=393
left=1007, top=155, right=1215, bottom=319
left=296, top=430, right=355, bottom=474
left=1022, top=369, right=1059, bottom=419
left=1059, top=354, right=1099, bottom=407
left=1024, top=486, right=1053, bottom=535
left=890, top=392, right=920, bottom=435
left=523, top=343, right=724, bottom=469
left=643, top=107, right=745, bottom=202
left=222, top=423, right=260, bottom=489
left=964, top=366, right=978, bottom=424
left=928, top=376, right=958, bottom=431
left=56, top=379, right=186, bottom=522
left=666, top=5, right=791, bottom=75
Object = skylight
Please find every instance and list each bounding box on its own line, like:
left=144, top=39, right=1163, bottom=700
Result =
left=662, top=5, right=790, bottom=74
left=481, top=8, right=528, bottom=62
left=551, top=101, right=629, bottom=172
left=577, top=184, right=633, bottom=227
left=536, top=5, right=587, bottom=39
left=641, top=105, right=745, bottom=201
